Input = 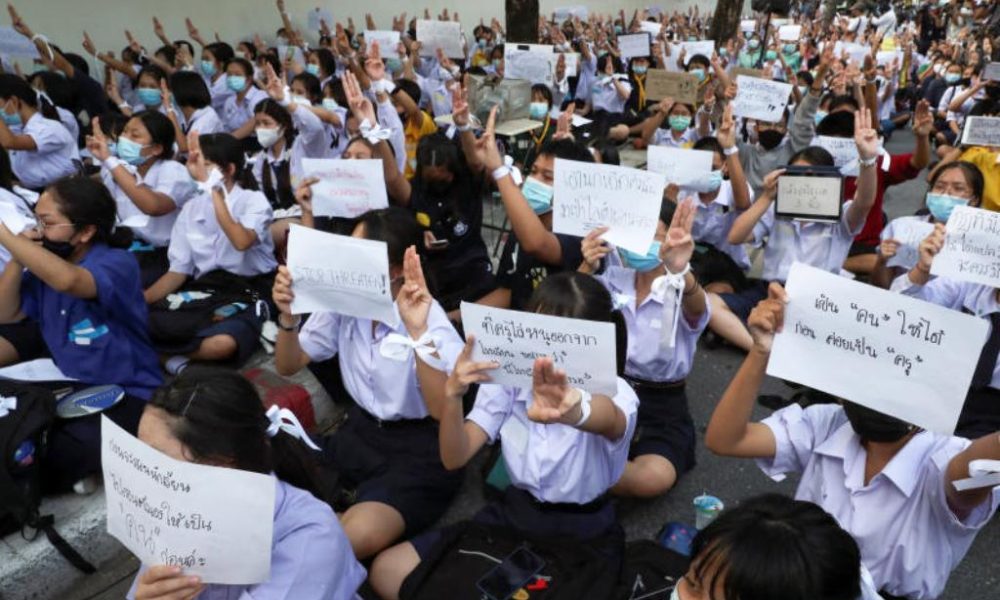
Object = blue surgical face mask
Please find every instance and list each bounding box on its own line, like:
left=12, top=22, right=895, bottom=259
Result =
left=529, top=102, right=549, bottom=120
left=634, top=65, right=648, bottom=75
left=719, top=48, right=728, bottom=57
left=201, top=60, right=217, bottom=77
left=689, top=170, right=724, bottom=194
left=765, top=50, right=778, bottom=61
left=492, top=58, right=502, bottom=68
left=116, top=135, right=149, bottom=166
left=669, top=115, right=692, bottom=131
left=522, top=177, right=554, bottom=214
left=615, top=25, right=624, bottom=35
left=136, top=87, right=162, bottom=106
left=386, top=57, right=402, bottom=72
left=815, top=110, right=828, bottom=125
left=621, top=241, right=662, bottom=272
left=748, top=39, right=761, bottom=50
left=944, top=73, right=961, bottom=84
left=689, top=68, right=706, bottom=82
left=783, top=43, right=797, bottom=54
left=687, top=36, right=698, bottom=42
left=926, top=192, right=968, bottom=222
left=305, top=63, right=321, bottom=76
left=226, top=75, right=247, bottom=93
left=2, top=103, right=21, bottom=127
left=322, top=98, right=339, bottom=111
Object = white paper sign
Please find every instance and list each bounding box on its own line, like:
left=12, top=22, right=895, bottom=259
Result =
left=884, top=218, right=934, bottom=269
left=778, top=25, right=802, bottom=41
left=961, top=116, right=1000, bottom=147
left=768, top=263, right=989, bottom=434
left=101, top=416, right=275, bottom=584
left=675, top=41, right=716, bottom=64
left=505, top=44, right=557, bottom=84
left=646, top=146, right=714, bottom=187
left=286, top=225, right=396, bottom=323
left=875, top=50, right=903, bottom=66
left=816, top=135, right=859, bottom=168
left=0, top=358, right=75, bottom=382
left=562, top=52, right=579, bottom=77
left=365, top=30, right=401, bottom=51
left=733, top=74, right=792, bottom=122
left=307, top=8, right=333, bottom=32
left=841, top=43, right=871, bottom=65
left=618, top=33, right=651, bottom=60
left=552, top=158, right=665, bottom=254
left=301, top=158, right=388, bottom=218
left=554, top=6, right=589, bottom=21
left=741, top=19, right=757, bottom=33
left=984, top=62, right=1000, bottom=82
left=776, top=175, right=842, bottom=221
left=460, top=302, right=617, bottom=395
left=931, top=206, right=1000, bottom=287
left=639, top=21, right=663, bottom=36
left=417, top=20, right=463, bottom=58
left=0, top=26, right=39, bottom=58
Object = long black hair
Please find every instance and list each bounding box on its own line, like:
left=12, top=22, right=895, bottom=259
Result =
left=148, top=366, right=338, bottom=506
left=252, top=99, right=296, bottom=209
left=199, top=133, right=259, bottom=191
left=47, top=176, right=133, bottom=249
left=0, top=73, right=59, bottom=121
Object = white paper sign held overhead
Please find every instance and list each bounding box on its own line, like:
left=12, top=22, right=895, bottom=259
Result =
left=301, top=158, right=389, bottom=219
left=733, top=75, right=793, bottom=123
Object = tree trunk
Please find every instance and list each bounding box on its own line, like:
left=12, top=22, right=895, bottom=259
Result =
left=506, top=0, right=539, bottom=44
left=710, top=0, right=746, bottom=46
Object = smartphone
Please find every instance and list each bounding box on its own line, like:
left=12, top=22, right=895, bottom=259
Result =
left=476, top=547, right=545, bottom=600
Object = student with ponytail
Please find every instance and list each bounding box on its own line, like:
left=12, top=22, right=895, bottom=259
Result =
left=128, top=367, right=366, bottom=600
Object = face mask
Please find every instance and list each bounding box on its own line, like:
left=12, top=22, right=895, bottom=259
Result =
left=256, top=127, right=283, bottom=149
left=2, top=106, right=21, bottom=127
left=668, top=115, right=692, bottom=131
left=621, top=241, right=662, bottom=272
left=107, top=142, right=118, bottom=157
left=719, top=48, right=728, bottom=57
left=633, top=65, right=648, bottom=75
left=476, top=38, right=487, bottom=49
left=933, top=64, right=945, bottom=75
left=522, top=177, right=554, bottom=214
left=689, top=68, right=706, bottom=82
left=226, top=75, right=247, bottom=93
left=670, top=585, right=681, bottom=600
left=687, top=36, right=698, bottom=42
left=305, top=63, right=320, bottom=76
left=239, top=51, right=252, bottom=61
left=200, top=60, right=217, bottom=77
left=322, top=98, right=339, bottom=111
left=944, top=73, right=961, bottom=84
left=798, top=85, right=808, bottom=96
left=815, top=110, right=828, bottom=125
left=926, top=192, right=969, bottom=222
left=688, top=170, right=723, bottom=193
left=748, top=39, right=761, bottom=50
left=386, top=57, right=402, bottom=73
left=529, top=102, right=549, bottom=120
left=290, top=94, right=312, bottom=107
left=842, top=401, right=914, bottom=443
left=784, top=44, right=797, bottom=54
left=116, top=136, right=150, bottom=166
left=615, top=26, right=624, bottom=35
left=42, top=238, right=76, bottom=259
left=758, top=129, right=784, bottom=150
left=136, top=87, right=162, bottom=106
left=765, top=50, right=778, bottom=61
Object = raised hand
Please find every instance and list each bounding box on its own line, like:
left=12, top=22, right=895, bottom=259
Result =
left=124, top=29, right=142, bottom=56
left=474, top=106, right=503, bottom=171
left=7, top=4, right=31, bottom=38
left=365, top=40, right=386, bottom=81
left=853, top=106, right=879, bottom=161
left=294, top=177, right=319, bottom=214
left=186, top=130, right=208, bottom=182
left=341, top=70, right=377, bottom=124
left=397, top=246, right=432, bottom=338
left=553, top=109, right=573, bottom=141
left=659, top=198, right=695, bottom=273
left=761, top=168, right=786, bottom=198
left=82, top=31, right=97, bottom=56
left=746, top=282, right=788, bottom=354
left=580, top=226, right=611, bottom=271
left=445, top=336, right=498, bottom=401
left=912, top=99, right=934, bottom=138
left=86, top=117, right=111, bottom=162
left=272, top=265, right=295, bottom=316
left=263, top=62, right=286, bottom=102
left=152, top=16, right=166, bottom=41
left=917, top=223, right=946, bottom=273
left=527, top=357, right=582, bottom=425
left=716, top=102, right=736, bottom=149
left=878, top=238, right=899, bottom=260
left=451, top=80, right=470, bottom=127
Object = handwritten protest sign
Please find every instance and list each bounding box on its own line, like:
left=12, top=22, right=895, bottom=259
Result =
left=0, top=26, right=38, bottom=58
left=553, top=158, right=665, bottom=254
left=884, top=218, right=934, bottom=269
left=364, top=30, right=401, bottom=50
left=102, top=417, right=275, bottom=584
left=286, top=225, right=396, bottom=323
left=931, top=206, right=1000, bottom=287
left=646, top=146, right=714, bottom=187
left=301, top=158, right=388, bottom=219
left=505, top=44, right=557, bottom=84
left=984, top=62, right=1000, bottom=82
left=639, top=21, right=662, bottom=36
left=730, top=67, right=766, bottom=80
left=960, top=116, right=1000, bottom=147
left=841, top=43, right=872, bottom=65
left=618, top=33, right=651, bottom=59
left=732, top=74, right=792, bottom=122
left=778, top=25, right=802, bottom=41
left=460, top=302, right=617, bottom=395
left=416, top=20, right=463, bottom=57
left=645, top=69, right=698, bottom=104
left=673, top=41, right=715, bottom=64
left=776, top=174, right=843, bottom=221
left=554, top=6, right=589, bottom=21
left=875, top=50, right=903, bottom=66
left=740, top=19, right=757, bottom=33
left=562, top=52, right=579, bottom=77
left=816, top=135, right=859, bottom=168
left=768, top=263, right=988, bottom=434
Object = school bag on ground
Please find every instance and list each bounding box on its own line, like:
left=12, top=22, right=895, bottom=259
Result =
left=147, top=269, right=268, bottom=345
left=242, top=367, right=316, bottom=431
left=0, top=381, right=95, bottom=573
left=614, top=540, right=689, bottom=600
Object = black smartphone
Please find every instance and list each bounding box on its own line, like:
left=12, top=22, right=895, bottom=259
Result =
left=475, top=546, right=546, bottom=600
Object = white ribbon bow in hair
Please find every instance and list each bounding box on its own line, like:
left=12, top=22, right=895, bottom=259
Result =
left=651, top=263, right=691, bottom=349
left=265, top=405, right=321, bottom=451
left=502, top=155, right=524, bottom=186
left=359, top=119, right=393, bottom=144
left=379, top=332, right=449, bottom=371
left=0, top=396, right=16, bottom=418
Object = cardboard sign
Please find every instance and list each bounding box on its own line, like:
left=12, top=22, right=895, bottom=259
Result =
left=732, top=74, right=792, bottom=122
left=730, top=67, right=767, bottom=80
left=768, top=263, right=989, bottom=435
left=931, top=206, right=1000, bottom=287
left=301, top=158, right=389, bottom=219
left=416, top=20, right=463, bottom=57
left=961, top=116, right=1000, bottom=147
left=618, top=33, right=651, bottom=60
left=646, top=146, right=714, bottom=187
left=645, top=69, right=699, bottom=104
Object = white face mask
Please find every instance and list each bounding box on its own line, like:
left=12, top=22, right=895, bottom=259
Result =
left=670, top=584, right=682, bottom=600
left=255, top=127, right=283, bottom=149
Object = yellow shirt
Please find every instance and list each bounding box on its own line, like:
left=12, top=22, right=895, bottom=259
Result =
left=404, top=111, right=439, bottom=180
left=959, top=146, right=1000, bottom=212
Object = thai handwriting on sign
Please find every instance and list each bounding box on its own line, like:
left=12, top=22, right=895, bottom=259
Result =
left=961, top=116, right=1000, bottom=147
left=479, top=315, right=600, bottom=347
left=931, top=206, right=1000, bottom=287
left=733, top=75, right=793, bottom=123
left=644, top=70, right=698, bottom=104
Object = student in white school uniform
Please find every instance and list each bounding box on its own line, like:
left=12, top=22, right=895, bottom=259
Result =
left=198, top=41, right=236, bottom=115
left=164, top=71, right=224, bottom=154
left=118, top=66, right=170, bottom=117
left=706, top=107, right=880, bottom=352
left=0, top=74, right=80, bottom=192
left=271, top=208, right=465, bottom=560
left=640, top=96, right=700, bottom=149
left=369, top=271, right=639, bottom=599
left=579, top=199, right=708, bottom=498
left=87, top=111, right=194, bottom=287
left=588, top=53, right=633, bottom=137
left=144, top=132, right=276, bottom=371
left=705, top=283, right=1000, bottom=600
left=221, top=56, right=268, bottom=137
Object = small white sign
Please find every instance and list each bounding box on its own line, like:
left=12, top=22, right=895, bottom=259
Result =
left=618, top=33, right=651, bottom=60
left=961, top=116, right=1000, bottom=147
left=646, top=146, right=714, bottom=187
left=301, top=158, right=389, bottom=219
left=364, top=30, right=401, bottom=51
left=778, top=25, right=802, bottom=41
left=416, top=20, right=464, bottom=58
left=733, top=74, right=793, bottom=122
left=931, top=205, right=1000, bottom=287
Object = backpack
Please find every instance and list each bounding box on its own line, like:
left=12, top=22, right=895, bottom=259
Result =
left=147, top=270, right=266, bottom=345
left=242, top=367, right=316, bottom=431
left=614, top=540, right=689, bottom=600
left=0, top=381, right=95, bottom=573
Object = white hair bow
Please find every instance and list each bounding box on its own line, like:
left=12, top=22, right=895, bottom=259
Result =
left=651, top=263, right=691, bottom=349
left=265, top=405, right=320, bottom=451
left=379, top=332, right=448, bottom=371
left=0, top=396, right=16, bottom=418
left=359, top=119, right=392, bottom=144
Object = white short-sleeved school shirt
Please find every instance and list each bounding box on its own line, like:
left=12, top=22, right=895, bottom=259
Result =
left=651, top=127, right=699, bottom=148
left=102, top=159, right=195, bottom=247
left=467, top=378, right=638, bottom=504
left=55, top=106, right=79, bottom=141
left=12, top=113, right=80, bottom=189
left=759, top=201, right=861, bottom=282
left=222, top=87, right=268, bottom=133
left=184, top=106, right=225, bottom=135
left=758, top=403, right=1000, bottom=599
left=205, top=72, right=235, bottom=115
left=684, top=180, right=755, bottom=270
left=590, top=76, right=631, bottom=113
left=167, top=184, right=277, bottom=278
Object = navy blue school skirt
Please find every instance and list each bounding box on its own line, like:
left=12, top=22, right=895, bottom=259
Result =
left=627, top=379, right=697, bottom=477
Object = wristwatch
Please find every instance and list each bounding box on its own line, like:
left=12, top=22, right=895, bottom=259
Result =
left=277, top=314, right=301, bottom=331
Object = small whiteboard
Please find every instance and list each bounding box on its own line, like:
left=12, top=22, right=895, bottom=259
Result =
left=776, top=173, right=843, bottom=222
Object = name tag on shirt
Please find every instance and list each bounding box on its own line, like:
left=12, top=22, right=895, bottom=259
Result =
left=648, top=318, right=663, bottom=330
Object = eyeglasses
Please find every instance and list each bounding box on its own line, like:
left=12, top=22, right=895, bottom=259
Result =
left=33, top=222, right=75, bottom=233
left=930, top=181, right=972, bottom=198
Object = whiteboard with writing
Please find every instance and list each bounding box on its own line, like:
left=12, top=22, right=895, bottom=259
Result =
left=416, top=20, right=463, bottom=57
left=0, top=26, right=39, bottom=58
left=552, top=158, right=665, bottom=254
left=984, top=62, right=1000, bottom=82
left=286, top=225, right=396, bottom=323
left=460, top=302, right=617, bottom=395
left=778, top=25, right=802, bottom=41
left=301, top=158, right=388, bottom=219
left=618, top=33, right=651, bottom=60
left=776, top=175, right=843, bottom=221
left=365, top=30, right=401, bottom=51
left=768, top=263, right=989, bottom=434
left=646, top=146, right=714, bottom=187
left=505, top=44, right=557, bottom=84
left=101, top=417, right=275, bottom=584
left=884, top=218, right=934, bottom=270
left=961, top=116, right=1000, bottom=147
left=931, top=206, right=1000, bottom=287
left=733, top=75, right=792, bottom=122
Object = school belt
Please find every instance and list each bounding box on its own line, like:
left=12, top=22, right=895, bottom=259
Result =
left=515, top=487, right=611, bottom=515
left=351, top=404, right=435, bottom=430
left=624, top=376, right=686, bottom=392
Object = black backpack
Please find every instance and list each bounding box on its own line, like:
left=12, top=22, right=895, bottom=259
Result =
left=0, top=381, right=95, bottom=573
left=147, top=269, right=267, bottom=345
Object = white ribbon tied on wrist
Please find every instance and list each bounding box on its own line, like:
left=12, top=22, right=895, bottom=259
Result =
left=651, top=263, right=691, bottom=349
left=0, top=396, right=16, bottom=418
left=265, top=405, right=320, bottom=451
left=953, top=459, right=1000, bottom=492
left=359, top=119, right=392, bottom=144
left=379, top=332, right=448, bottom=371
left=502, top=155, right=524, bottom=186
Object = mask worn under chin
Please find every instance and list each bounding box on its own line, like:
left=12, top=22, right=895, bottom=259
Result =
left=758, top=129, right=784, bottom=150
left=42, top=238, right=76, bottom=259
left=842, top=401, right=914, bottom=443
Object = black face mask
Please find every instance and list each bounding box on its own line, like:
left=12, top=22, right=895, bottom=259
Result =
left=758, top=129, right=784, bottom=150
left=842, top=401, right=914, bottom=443
left=42, top=238, right=76, bottom=259
left=426, top=179, right=453, bottom=195
left=986, top=85, right=1000, bottom=101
